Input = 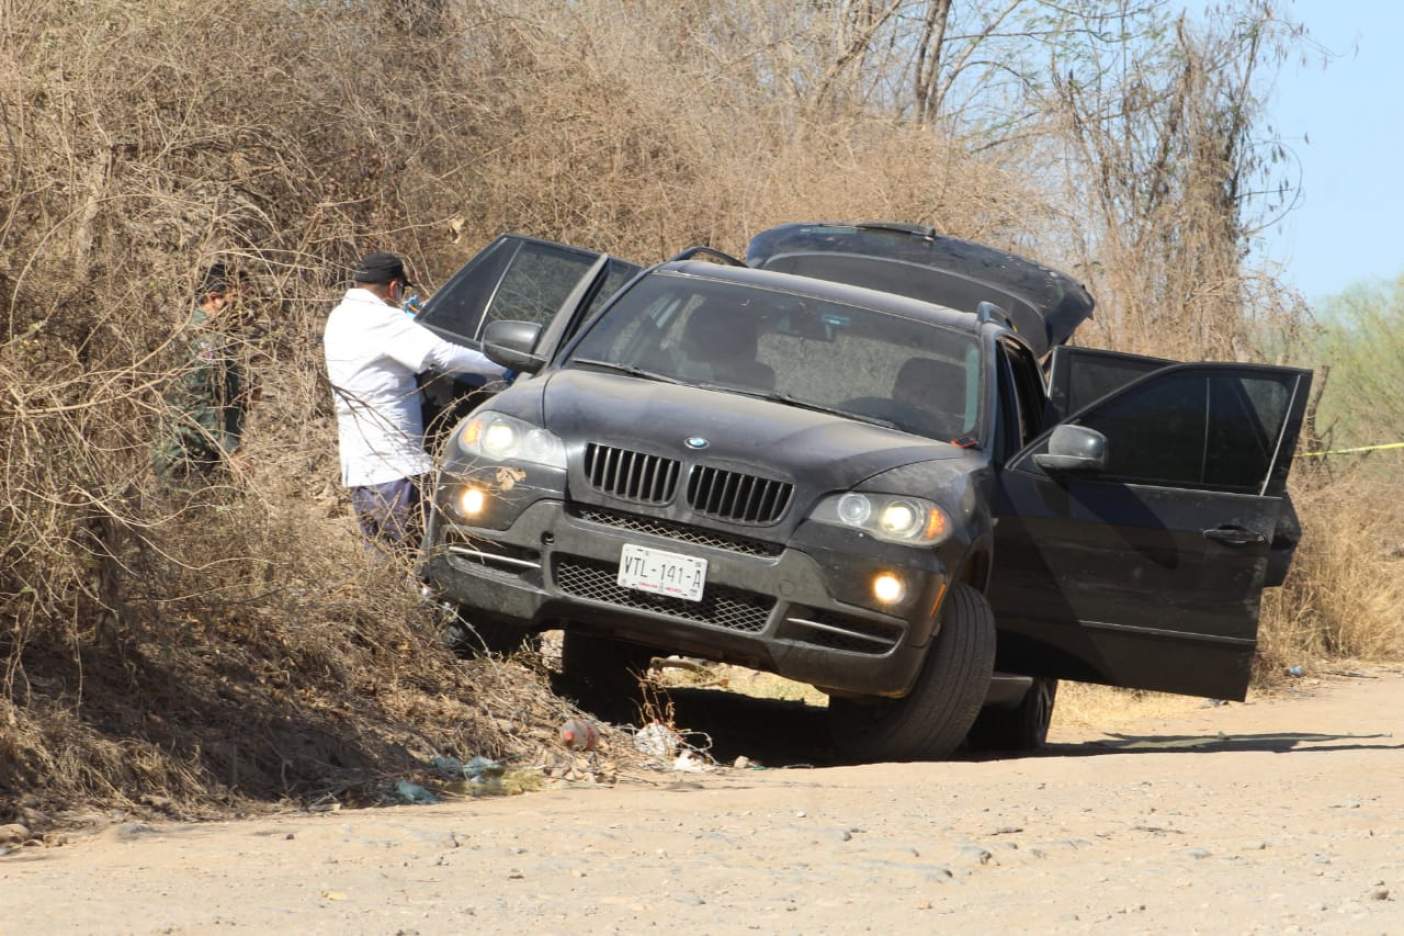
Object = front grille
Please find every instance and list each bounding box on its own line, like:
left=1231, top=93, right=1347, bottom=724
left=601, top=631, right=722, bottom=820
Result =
left=686, top=466, right=793, bottom=525
left=583, top=443, right=680, bottom=504
left=553, top=556, right=774, bottom=634
left=571, top=506, right=783, bottom=558
left=783, top=610, right=903, bottom=655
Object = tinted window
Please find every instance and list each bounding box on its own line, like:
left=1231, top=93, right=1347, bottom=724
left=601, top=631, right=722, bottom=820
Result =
left=568, top=273, right=983, bottom=440
left=1081, top=373, right=1208, bottom=486
left=1051, top=347, right=1169, bottom=417
left=416, top=237, right=514, bottom=339
left=580, top=259, right=641, bottom=321
left=416, top=238, right=600, bottom=342
left=1002, top=341, right=1046, bottom=445
left=486, top=242, right=598, bottom=330
left=1206, top=376, right=1291, bottom=488
left=996, top=350, right=1028, bottom=457
left=1067, top=369, right=1296, bottom=491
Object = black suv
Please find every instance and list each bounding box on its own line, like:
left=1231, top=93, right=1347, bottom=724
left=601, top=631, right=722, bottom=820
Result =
left=416, top=223, right=1310, bottom=761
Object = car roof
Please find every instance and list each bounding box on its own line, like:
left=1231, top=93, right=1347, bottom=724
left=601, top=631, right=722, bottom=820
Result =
left=656, top=260, right=984, bottom=335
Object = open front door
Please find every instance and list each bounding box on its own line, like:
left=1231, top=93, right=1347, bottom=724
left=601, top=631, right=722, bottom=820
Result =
left=416, top=234, right=639, bottom=349
left=414, top=234, right=639, bottom=440
left=990, top=361, right=1312, bottom=700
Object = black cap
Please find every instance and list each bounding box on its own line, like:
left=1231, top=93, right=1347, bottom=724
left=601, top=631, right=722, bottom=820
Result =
left=353, top=250, right=413, bottom=286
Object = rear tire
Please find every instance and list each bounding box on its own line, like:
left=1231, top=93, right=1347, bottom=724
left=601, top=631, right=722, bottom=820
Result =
left=560, top=631, right=655, bottom=721
left=966, top=677, right=1058, bottom=753
left=828, top=583, right=996, bottom=762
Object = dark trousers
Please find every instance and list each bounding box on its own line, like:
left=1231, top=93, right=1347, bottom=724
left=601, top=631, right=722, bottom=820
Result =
left=350, top=476, right=421, bottom=550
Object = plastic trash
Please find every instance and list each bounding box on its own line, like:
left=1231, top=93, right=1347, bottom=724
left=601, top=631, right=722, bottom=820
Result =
left=560, top=718, right=600, bottom=752
left=394, top=780, right=439, bottom=805
left=1287, top=665, right=1305, bottom=678
left=673, top=750, right=707, bottom=772
left=462, top=756, right=505, bottom=781
left=430, top=754, right=464, bottom=777
left=430, top=754, right=504, bottom=782
left=633, top=722, right=682, bottom=760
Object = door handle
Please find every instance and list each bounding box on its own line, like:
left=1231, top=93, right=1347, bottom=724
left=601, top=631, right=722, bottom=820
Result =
left=1202, top=525, right=1266, bottom=546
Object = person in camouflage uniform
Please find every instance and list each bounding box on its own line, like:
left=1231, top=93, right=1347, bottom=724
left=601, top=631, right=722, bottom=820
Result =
left=154, top=264, right=247, bottom=481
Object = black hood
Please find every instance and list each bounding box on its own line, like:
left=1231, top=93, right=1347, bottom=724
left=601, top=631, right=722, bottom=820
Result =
left=539, top=369, right=963, bottom=534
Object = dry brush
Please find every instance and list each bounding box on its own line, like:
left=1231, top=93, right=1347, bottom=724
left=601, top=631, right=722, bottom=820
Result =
left=0, top=0, right=1396, bottom=823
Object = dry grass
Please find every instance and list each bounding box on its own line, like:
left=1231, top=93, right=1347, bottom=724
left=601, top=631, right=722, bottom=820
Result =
left=0, top=0, right=1033, bottom=825
left=1050, top=684, right=1206, bottom=735
left=654, top=662, right=830, bottom=707
left=1258, top=472, right=1404, bottom=675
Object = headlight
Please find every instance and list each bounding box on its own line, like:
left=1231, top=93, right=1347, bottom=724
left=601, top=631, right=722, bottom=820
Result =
left=455, top=411, right=566, bottom=470
left=878, top=501, right=921, bottom=537
left=809, top=492, right=951, bottom=546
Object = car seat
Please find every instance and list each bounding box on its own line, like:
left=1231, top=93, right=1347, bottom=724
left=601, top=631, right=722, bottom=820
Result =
left=675, top=304, right=776, bottom=390
left=891, top=356, right=967, bottom=437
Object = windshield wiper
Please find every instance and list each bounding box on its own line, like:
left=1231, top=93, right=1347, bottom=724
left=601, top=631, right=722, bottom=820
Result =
left=571, top=358, right=683, bottom=385
left=701, top=384, right=900, bottom=430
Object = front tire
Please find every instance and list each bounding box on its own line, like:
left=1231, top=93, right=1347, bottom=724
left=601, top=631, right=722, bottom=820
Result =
left=828, top=583, right=996, bottom=762
left=965, top=677, right=1058, bottom=753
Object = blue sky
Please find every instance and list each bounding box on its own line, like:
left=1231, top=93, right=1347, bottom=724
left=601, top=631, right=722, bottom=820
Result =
left=1258, top=1, right=1404, bottom=302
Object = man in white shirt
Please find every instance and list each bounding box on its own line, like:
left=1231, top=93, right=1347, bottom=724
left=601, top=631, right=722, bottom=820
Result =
left=324, top=250, right=504, bottom=548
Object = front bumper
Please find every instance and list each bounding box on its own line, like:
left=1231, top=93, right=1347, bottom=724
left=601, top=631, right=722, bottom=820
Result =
left=422, top=499, right=952, bottom=697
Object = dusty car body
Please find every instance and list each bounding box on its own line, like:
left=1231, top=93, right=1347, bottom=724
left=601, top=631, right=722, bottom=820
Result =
left=417, top=223, right=1311, bottom=760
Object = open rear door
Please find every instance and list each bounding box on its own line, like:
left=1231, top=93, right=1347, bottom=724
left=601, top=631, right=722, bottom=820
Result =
left=990, top=362, right=1312, bottom=700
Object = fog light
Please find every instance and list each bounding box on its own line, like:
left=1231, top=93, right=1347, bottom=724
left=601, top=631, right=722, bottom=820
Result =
left=872, top=572, right=905, bottom=605
left=458, top=486, right=487, bottom=518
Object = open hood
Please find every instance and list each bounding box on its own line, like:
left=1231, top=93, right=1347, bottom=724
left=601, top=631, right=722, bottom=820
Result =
left=746, top=222, right=1094, bottom=358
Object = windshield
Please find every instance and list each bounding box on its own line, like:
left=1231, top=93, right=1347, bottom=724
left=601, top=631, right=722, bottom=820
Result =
left=566, top=272, right=983, bottom=441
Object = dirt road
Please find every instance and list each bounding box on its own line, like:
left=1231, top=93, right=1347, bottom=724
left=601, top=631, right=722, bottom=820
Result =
left=4, top=672, right=1402, bottom=935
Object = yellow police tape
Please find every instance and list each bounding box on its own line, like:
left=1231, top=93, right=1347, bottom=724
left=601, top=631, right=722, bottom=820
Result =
left=1300, top=441, right=1404, bottom=458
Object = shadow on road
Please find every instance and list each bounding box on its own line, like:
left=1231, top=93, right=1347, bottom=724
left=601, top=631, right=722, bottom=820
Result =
left=1041, top=731, right=1403, bottom=757
left=659, top=686, right=836, bottom=767
left=587, top=684, right=1403, bottom=767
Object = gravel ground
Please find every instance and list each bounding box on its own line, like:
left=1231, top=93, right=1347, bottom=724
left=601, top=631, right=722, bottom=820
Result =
left=2, top=670, right=1401, bottom=935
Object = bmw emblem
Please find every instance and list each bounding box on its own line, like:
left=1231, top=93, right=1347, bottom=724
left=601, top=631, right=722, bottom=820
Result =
left=685, top=436, right=709, bottom=450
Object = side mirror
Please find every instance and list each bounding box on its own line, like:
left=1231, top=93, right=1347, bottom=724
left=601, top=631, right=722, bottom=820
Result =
left=1033, top=424, right=1108, bottom=474
left=482, top=320, right=545, bottom=374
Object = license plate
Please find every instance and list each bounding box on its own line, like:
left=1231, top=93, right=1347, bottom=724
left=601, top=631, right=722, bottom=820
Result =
left=617, top=543, right=708, bottom=602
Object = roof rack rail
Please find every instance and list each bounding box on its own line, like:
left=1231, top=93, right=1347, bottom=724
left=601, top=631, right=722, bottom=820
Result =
left=976, top=301, right=1014, bottom=329
left=669, top=246, right=747, bottom=267
left=854, top=221, right=937, bottom=238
